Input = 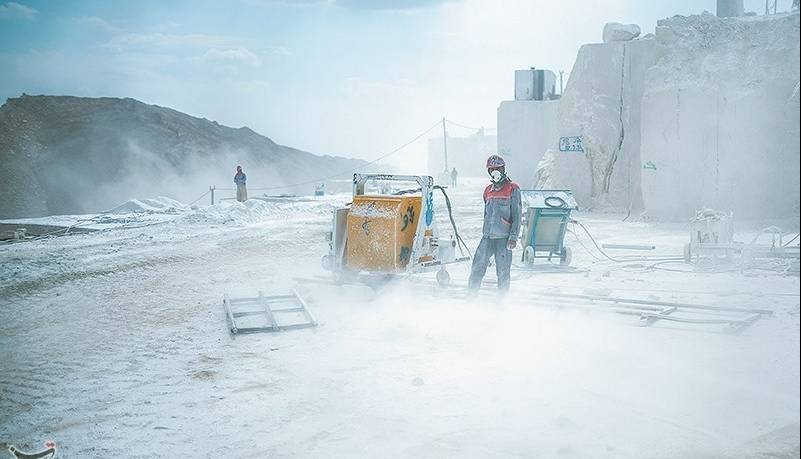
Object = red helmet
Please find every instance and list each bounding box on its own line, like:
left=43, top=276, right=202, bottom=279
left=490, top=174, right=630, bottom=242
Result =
left=486, top=154, right=505, bottom=169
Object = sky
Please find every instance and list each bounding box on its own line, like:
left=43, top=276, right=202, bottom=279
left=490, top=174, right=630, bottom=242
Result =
left=0, top=0, right=790, bottom=168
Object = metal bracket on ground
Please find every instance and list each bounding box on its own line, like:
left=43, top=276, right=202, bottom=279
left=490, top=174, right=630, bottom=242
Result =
left=223, top=289, right=317, bottom=335
left=634, top=310, right=762, bottom=333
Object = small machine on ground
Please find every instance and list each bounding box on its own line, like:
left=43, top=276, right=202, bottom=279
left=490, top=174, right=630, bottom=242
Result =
left=519, top=189, right=577, bottom=266
left=322, top=173, right=470, bottom=286
left=683, top=210, right=798, bottom=274
left=683, top=209, right=737, bottom=262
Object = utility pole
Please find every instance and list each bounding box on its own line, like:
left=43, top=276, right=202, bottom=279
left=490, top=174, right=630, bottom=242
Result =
left=210, top=185, right=215, bottom=205
left=717, top=0, right=744, bottom=16
left=441, top=117, right=449, bottom=172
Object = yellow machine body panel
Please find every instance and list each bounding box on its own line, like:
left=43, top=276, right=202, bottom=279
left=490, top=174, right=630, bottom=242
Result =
left=346, top=195, right=422, bottom=272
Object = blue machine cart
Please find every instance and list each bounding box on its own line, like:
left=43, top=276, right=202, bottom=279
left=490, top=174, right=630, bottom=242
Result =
left=520, top=190, right=577, bottom=266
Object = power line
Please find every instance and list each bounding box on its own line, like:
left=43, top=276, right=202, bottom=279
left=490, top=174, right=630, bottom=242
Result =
left=445, top=119, right=496, bottom=132
left=188, top=189, right=210, bottom=206
left=247, top=119, right=443, bottom=192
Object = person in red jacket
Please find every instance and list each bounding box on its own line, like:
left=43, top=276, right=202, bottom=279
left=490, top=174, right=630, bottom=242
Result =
left=468, top=154, right=522, bottom=293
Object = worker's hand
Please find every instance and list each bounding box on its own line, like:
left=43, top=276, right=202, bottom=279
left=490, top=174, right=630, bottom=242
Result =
left=507, top=239, right=517, bottom=250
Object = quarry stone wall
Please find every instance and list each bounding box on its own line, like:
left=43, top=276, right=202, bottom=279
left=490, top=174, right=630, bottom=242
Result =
left=536, top=12, right=800, bottom=220
left=641, top=12, right=800, bottom=219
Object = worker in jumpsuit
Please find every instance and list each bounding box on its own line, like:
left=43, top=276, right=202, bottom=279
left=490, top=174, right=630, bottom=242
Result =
left=468, top=154, right=522, bottom=293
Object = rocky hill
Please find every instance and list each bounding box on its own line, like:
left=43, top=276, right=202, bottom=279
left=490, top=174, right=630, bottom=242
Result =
left=0, top=95, right=366, bottom=218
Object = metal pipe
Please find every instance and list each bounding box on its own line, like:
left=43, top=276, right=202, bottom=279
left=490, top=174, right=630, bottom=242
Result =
left=293, top=288, right=318, bottom=326
left=259, top=291, right=279, bottom=331
left=637, top=312, right=760, bottom=326
left=526, top=291, right=774, bottom=316
left=223, top=295, right=237, bottom=334
left=441, top=117, right=449, bottom=172
left=601, top=243, right=656, bottom=251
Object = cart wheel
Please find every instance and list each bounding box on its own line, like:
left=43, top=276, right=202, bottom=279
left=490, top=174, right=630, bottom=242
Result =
left=333, top=269, right=347, bottom=285
left=560, top=246, right=573, bottom=266
left=321, top=255, right=333, bottom=271
left=436, top=269, right=451, bottom=288
left=683, top=243, right=692, bottom=263
left=523, top=246, right=535, bottom=266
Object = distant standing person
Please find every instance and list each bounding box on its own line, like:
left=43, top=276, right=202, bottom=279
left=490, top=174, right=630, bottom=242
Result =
left=451, top=167, right=458, bottom=187
left=234, top=165, right=247, bottom=202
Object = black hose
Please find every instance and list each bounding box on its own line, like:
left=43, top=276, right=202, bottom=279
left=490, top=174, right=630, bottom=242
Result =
left=391, top=186, right=472, bottom=258
left=433, top=185, right=472, bottom=259
left=572, top=220, right=689, bottom=265
left=572, top=220, right=626, bottom=262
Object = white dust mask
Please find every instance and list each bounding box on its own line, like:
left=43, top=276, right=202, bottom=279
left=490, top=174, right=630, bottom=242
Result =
left=490, top=170, right=503, bottom=183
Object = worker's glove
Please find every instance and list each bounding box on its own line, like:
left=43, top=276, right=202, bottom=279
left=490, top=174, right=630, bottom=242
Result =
left=507, top=239, right=517, bottom=250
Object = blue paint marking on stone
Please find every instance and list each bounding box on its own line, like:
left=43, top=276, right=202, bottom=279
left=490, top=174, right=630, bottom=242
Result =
left=425, top=192, right=434, bottom=226
left=559, top=136, right=584, bottom=152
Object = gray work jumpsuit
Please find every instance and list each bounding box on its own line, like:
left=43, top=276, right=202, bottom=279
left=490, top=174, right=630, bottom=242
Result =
left=468, top=179, right=522, bottom=292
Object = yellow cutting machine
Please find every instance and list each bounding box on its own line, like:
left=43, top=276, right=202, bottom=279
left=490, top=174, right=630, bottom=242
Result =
left=322, top=174, right=470, bottom=286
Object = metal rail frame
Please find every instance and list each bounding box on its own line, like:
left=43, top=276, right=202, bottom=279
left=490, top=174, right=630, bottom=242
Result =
left=223, top=289, right=317, bottom=335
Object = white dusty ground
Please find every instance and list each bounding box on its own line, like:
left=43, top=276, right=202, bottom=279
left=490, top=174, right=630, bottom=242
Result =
left=1, top=178, right=799, bottom=458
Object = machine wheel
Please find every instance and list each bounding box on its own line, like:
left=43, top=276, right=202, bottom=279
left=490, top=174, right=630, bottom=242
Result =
left=683, top=243, right=692, bottom=263
left=333, top=269, right=348, bottom=285
left=523, top=246, right=536, bottom=266
left=560, top=246, right=573, bottom=266
left=321, top=255, right=333, bottom=271
left=436, top=269, right=451, bottom=288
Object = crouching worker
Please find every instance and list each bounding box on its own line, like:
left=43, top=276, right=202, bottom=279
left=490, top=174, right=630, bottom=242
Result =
left=468, top=154, right=522, bottom=293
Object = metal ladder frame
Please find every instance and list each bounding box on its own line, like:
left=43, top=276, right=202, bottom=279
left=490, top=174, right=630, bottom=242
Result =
left=223, top=289, right=317, bottom=335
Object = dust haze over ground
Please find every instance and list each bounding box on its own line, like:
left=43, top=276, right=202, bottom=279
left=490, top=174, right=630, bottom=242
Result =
left=1, top=1, right=800, bottom=457
left=0, top=178, right=798, bottom=457
left=0, top=95, right=367, bottom=218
